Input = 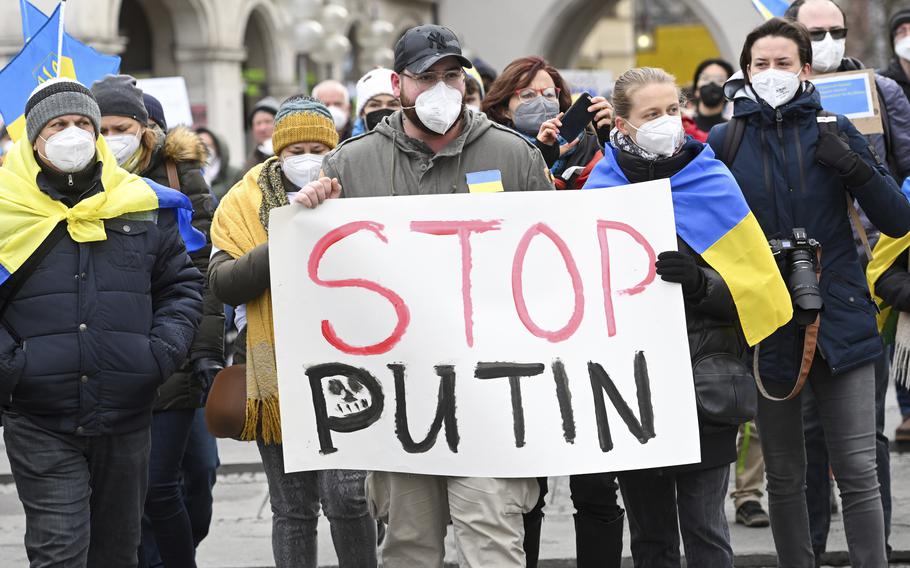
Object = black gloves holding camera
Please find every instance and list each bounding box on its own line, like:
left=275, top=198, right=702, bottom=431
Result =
left=193, top=357, right=224, bottom=402
left=655, top=251, right=705, bottom=299
left=816, top=131, right=874, bottom=187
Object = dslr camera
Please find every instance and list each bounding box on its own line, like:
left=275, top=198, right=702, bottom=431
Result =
left=768, top=228, right=823, bottom=326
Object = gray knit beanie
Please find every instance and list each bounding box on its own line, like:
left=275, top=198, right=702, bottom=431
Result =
left=91, top=74, right=149, bottom=124
left=25, top=78, right=101, bottom=143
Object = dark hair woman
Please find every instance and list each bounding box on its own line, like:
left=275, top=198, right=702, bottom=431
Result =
left=482, top=56, right=613, bottom=190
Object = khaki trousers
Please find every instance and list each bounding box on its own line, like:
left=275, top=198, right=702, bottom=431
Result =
left=365, top=472, right=539, bottom=568
left=731, top=420, right=766, bottom=509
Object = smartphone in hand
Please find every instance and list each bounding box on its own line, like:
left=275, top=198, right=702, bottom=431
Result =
left=558, top=92, right=596, bottom=142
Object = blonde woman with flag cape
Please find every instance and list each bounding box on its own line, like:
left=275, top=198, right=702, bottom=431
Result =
left=582, top=67, right=791, bottom=567
left=0, top=78, right=203, bottom=566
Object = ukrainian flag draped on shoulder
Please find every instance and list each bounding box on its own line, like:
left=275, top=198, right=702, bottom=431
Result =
left=584, top=144, right=792, bottom=346
left=0, top=135, right=204, bottom=286
left=0, top=2, right=120, bottom=141
left=866, top=178, right=910, bottom=332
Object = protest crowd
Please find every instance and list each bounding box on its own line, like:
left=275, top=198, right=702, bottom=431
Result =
left=4, top=0, right=910, bottom=567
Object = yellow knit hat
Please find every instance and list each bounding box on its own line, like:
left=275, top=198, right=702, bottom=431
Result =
left=271, top=96, right=339, bottom=155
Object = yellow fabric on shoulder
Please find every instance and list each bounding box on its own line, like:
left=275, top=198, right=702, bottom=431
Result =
left=867, top=232, right=910, bottom=331
left=0, top=135, right=157, bottom=276
left=701, top=211, right=793, bottom=346
left=210, top=163, right=283, bottom=444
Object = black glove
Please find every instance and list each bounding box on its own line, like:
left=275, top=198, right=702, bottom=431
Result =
left=655, top=251, right=705, bottom=297
left=816, top=131, right=874, bottom=186
left=192, top=357, right=224, bottom=402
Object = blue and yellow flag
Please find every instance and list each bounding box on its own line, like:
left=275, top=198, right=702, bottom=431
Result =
left=0, top=2, right=120, bottom=141
left=0, top=135, right=204, bottom=286
left=866, top=178, right=910, bottom=332
left=583, top=144, right=793, bottom=346
left=751, top=0, right=791, bottom=20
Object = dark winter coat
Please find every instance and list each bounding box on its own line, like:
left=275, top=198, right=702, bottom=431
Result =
left=0, top=161, right=204, bottom=436
left=880, top=59, right=910, bottom=110
left=707, top=86, right=910, bottom=381
left=142, top=127, right=223, bottom=411
left=616, top=139, right=740, bottom=470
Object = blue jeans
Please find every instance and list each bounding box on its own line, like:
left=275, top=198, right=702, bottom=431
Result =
left=2, top=410, right=150, bottom=568
left=898, top=382, right=910, bottom=417
left=803, top=350, right=891, bottom=557
left=619, top=465, right=733, bottom=567
left=141, top=408, right=219, bottom=567
left=140, top=409, right=197, bottom=568
left=759, top=359, right=885, bottom=567
left=257, top=441, right=377, bottom=568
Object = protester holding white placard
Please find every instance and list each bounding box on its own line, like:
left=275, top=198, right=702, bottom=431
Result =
left=585, top=66, right=791, bottom=567
left=209, top=96, right=377, bottom=568
left=298, top=24, right=552, bottom=568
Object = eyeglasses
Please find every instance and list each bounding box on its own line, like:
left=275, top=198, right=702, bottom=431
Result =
left=515, top=87, right=561, bottom=103
left=808, top=28, right=848, bottom=41
left=402, top=70, right=465, bottom=87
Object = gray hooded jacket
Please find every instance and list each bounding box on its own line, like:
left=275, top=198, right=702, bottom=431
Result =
left=322, top=109, right=553, bottom=197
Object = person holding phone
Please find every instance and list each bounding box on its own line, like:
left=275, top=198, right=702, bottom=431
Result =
left=482, top=56, right=613, bottom=189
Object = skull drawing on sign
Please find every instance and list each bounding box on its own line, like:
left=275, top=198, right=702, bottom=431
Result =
left=323, top=375, right=373, bottom=420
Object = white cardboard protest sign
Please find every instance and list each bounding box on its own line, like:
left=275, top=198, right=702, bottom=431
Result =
left=269, top=182, right=701, bottom=477
left=136, top=77, right=194, bottom=127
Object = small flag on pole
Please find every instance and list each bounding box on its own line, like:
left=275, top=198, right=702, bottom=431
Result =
left=1, top=2, right=120, bottom=140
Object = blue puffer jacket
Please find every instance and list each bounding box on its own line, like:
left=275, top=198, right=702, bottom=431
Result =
left=707, top=85, right=910, bottom=380
left=0, top=171, right=204, bottom=436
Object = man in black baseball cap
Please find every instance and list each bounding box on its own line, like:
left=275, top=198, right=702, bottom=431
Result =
left=303, top=21, right=552, bottom=568
left=393, top=25, right=472, bottom=74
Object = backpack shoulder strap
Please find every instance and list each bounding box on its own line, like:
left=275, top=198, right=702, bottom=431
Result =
left=718, top=116, right=747, bottom=168
left=816, top=110, right=874, bottom=261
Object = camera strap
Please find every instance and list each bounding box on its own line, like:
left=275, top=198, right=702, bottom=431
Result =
left=751, top=249, right=822, bottom=401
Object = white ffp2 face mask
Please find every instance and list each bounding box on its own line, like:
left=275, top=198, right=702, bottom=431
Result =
left=282, top=153, right=324, bottom=188
left=39, top=126, right=97, bottom=173
left=811, top=33, right=846, bottom=73
left=750, top=68, right=802, bottom=109
left=414, top=81, right=463, bottom=135
left=328, top=106, right=349, bottom=131
left=105, top=131, right=142, bottom=166
left=627, top=114, right=684, bottom=157
left=896, top=36, right=910, bottom=62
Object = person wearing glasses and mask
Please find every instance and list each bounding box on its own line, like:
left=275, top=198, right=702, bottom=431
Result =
left=785, top=0, right=910, bottom=560
left=483, top=56, right=613, bottom=190
left=292, top=25, right=553, bottom=568
left=685, top=59, right=734, bottom=142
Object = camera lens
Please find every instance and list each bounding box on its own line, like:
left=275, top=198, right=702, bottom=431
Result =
left=788, top=249, right=823, bottom=325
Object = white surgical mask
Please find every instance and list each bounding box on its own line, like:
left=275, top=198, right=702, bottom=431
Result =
left=750, top=68, right=802, bottom=109
left=627, top=114, right=684, bottom=157
left=896, top=36, right=910, bottom=62
left=282, top=153, right=324, bottom=188
left=329, top=105, right=349, bottom=130
left=412, top=81, right=463, bottom=135
left=258, top=138, right=274, bottom=156
left=811, top=33, right=846, bottom=74
left=105, top=131, right=142, bottom=166
left=39, top=126, right=96, bottom=173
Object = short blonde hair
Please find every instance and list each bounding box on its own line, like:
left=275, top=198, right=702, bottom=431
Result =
left=612, top=67, right=679, bottom=120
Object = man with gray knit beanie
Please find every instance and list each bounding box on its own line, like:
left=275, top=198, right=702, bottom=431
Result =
left=0, top=77, right=203, bottom=567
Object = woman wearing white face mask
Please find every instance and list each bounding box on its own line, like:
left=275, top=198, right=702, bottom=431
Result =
left=208, top=95, right=378, bottom=568
left=583, top=67, right=789, bottom=567
left=706, top=18, right=910, bottom=567
left=91, top=75, right=223, bottom=568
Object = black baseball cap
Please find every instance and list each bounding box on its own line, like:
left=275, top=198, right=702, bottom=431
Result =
left=393, top=25, right=472, bottom=74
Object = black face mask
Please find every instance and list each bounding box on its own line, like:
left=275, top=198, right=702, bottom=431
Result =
left=698, top=82, right=725, bottom=107
left=365, top=108, right=396, bottom=131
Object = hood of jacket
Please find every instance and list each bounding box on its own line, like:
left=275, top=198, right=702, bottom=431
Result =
left=729, top=80, right=822, bottom=125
